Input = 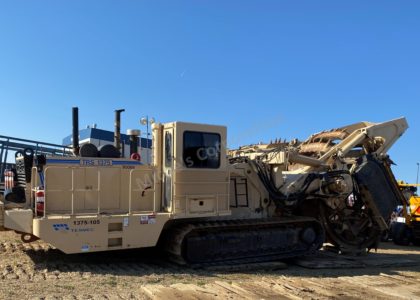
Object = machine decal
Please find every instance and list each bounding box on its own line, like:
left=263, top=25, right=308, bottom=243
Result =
left=81, top=245, right=90, bottom=252
left=80, top=159, right=113, bottom=167
left=72, top=228, right=94, bottom=233
left=73, top=220, right=100, bottom=226
left=53, top=224, right=70, bottom=231
left=46, top=158, right=141, bottom=166
left=148, top=215, right=156, bottom=224
left=122, top=165, right=136, bottom=169
left=54, top=223, right=96, bottom=233
left=140, top=216, right=148, bottom=224
left=70, top=219, right=99, bottom=232
left=140, top=215, right=156, bottom=225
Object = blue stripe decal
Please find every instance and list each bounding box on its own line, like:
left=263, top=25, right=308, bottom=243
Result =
left=46, top=159, right=142, bottom=165
left=112, top=160, right=143, bottom=165
left=47, top=159, right=80, bottom=164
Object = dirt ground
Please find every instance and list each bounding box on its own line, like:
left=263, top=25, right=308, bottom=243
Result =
left=1, top=230, right=420, bottom=300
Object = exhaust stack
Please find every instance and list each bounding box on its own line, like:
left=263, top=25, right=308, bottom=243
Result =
left=114, top=109, right=125, bottom=156
left=127, top=129, right=141, bottom=156
left=72, top=107, right=79, bottom=156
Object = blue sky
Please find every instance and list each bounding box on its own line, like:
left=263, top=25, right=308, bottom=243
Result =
left=0, top=1, right=419, bottom=181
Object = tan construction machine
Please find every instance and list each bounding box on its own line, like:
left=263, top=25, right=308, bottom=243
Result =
left=0, top=108, right=408, bottom=264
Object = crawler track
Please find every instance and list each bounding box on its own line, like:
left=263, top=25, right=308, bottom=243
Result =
left=162, top=217, right=324, bottom=265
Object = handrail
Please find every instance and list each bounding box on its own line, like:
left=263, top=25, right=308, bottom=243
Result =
left=71, top=168, right=74, bottom=215
left=0, top=134, right=72, bottom=149
left=97, top=170, right=101, bottom=215
left=129, top=170, right=133, bottom=215
left=0, top=134, right=72, bottom=182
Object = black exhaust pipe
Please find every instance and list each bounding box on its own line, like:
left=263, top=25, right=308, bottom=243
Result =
left=72, top=107, right=80, bottom=156
left=114, top=109, right=125, bottom=156
left=127, top=129, right=140, bottom=156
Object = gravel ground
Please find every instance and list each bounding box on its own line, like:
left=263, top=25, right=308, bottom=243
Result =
left=1, top=230, right=420, bottom=300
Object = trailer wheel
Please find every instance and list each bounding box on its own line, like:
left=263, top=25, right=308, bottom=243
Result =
left=392, top=223, right=411, bottom=246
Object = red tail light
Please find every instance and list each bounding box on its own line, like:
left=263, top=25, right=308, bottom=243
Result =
left=36, top=190, right=45, bottom=217
left=4, top=170, right=14, bottom=190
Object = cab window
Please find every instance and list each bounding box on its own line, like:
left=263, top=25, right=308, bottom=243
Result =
left=183, top=131, right=221, bottom=168
left=165, top=131, right=172, bottom=167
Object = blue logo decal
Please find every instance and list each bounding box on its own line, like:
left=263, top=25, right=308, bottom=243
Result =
left=81, top=245, right=90, bottom=252
left=53, top=224, right=70, bottom=231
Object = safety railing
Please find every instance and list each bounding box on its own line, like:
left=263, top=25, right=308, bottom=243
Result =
left=0, top=134, right=72, bottom=182
left=128, top=169, right=156, bottom=214
left=43, top=167, right=101, bottom=216
left=42, top=167, right=156, bottom=217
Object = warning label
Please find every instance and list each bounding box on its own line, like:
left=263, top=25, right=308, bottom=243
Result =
left=140, top=215, right=156, bottom=225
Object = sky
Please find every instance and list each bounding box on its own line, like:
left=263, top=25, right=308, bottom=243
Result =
left=0, top=1, right=419, bottom=181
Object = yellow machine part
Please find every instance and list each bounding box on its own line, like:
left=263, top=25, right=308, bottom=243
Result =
left=410, top=196, right=420, bottom=219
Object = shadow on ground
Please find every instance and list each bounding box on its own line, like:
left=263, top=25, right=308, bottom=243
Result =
left=21, top=241, right=420, bottom=279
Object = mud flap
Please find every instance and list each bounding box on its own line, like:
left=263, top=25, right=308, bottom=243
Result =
left=354, top=155, right=404, bottom=230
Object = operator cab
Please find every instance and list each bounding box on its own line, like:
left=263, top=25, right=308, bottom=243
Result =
left=158, top=122, right=230, bottom=218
